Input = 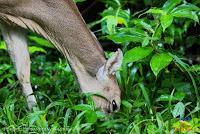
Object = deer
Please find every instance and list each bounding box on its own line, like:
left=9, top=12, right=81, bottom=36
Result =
left=0, top=0, right=123, bottom=113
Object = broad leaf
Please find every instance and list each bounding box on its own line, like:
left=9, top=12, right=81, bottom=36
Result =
left=101, top=8, right=130, bottom=21
left=133, top=19, right=155, bottom=33
left=172, top=3, right=200, bottom=12
left=150, top=53, right=173, bottom=76
left=156, top=92, right=185, bottom=102
left=122, top=100, right=133, bottom=109
left=104, top=16, right=118, bottom=34
left=171, top=10, right=199, bottom=22
left=85, top=110, right=97, bottom=123
left=107, top=34, right=144, bottom=43
left=142, top=37, right=150, bottom=47
left=107, top=28, right=148, bottom=43
left=29, top=46, right=47, bottom=54
left=124, top=47, right=153, bottom=63
left=172, top=102, right=185, bottom=118
left=0, top=41, right=6, bottom=50
left=145, top=8, right=166, bottom=15
left=160, top=15, right=173, bottom=32
left=162, top=0, right=182, bottom=13
left=29, top=36, right=54, bottom=48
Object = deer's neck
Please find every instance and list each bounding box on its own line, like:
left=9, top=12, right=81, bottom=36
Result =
left=0, top=0, right=106, bottom=77
left=38, top=0, right=106, bottom=77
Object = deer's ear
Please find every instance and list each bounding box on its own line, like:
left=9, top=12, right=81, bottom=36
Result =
left=105, top=49, right=123, bottom=75
left=96, top=49, right=123, bottom=80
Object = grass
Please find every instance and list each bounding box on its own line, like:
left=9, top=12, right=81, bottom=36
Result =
left=0, top=52, right=199, bottom=134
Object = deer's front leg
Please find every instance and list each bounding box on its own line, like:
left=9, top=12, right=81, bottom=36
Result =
left=1, top=25, right=37, bottom=110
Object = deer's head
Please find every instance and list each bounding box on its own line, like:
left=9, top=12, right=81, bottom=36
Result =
left=80, top=49, right=123, bottom=113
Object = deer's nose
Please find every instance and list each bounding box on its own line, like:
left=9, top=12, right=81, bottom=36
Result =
left=112, top=100, right=118, bottom=111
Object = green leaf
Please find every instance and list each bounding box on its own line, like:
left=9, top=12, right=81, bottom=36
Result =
left=107, top=34, right=142, bottom=43
left=74, top=0, right=86, bottom=3
left=172, top=3, right=200, bottom=12
left=171, top=10, right=199, bottom=22
left=50, top=123, right=60, bottom=133
left=147, top=124, right=157, bottom=134
left=103, top=15, right=128, bottom=34
left=122, top=100, right=133, bottom=109
left=164, top=36, right=174, bottom=45
left=162, top=0, right=182, bottom=13
left=29, top=36, right=54, bottom=48
left=105, top=16, right=118, bottom=34
left=101, top=8, right=130, bottom=21
left=142, top=37, right=150, bottom=47
left=133, top=19, right=155, bottom=33
left=156, top=92, right=185, bottom=102
left=107, top=28, right=148, bottom=43
left=160, top=15, right=174, bottom=32
left=145, top=8, right=166, bottom=15
left=153, top=26, right=162, bottom=41
left=0, top=88, right=10, bottom=103
left=124, top=47, right=153, bottom=63
left=73, top=104, right=93, bottom=111
left=85, top=110, right=97, bottom=123
left=172, top=102, right=185, bottom=118
left=156, top=113, right=163, bottom=133
left=70, top=111, right=86, bottom=131
left=156, top=95, right=177, bottom=102
left=150, top=53, right=173, bottom=76
left=0, top=41, right=7, bottom=50
left=139, top=83, right=152, bottom=115
left=28, top=46, right=47, bottom=54
left=187, top=65, right=200, bottom=73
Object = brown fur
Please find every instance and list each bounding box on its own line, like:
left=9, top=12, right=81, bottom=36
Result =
left=0, top=0, right=122, bottom=113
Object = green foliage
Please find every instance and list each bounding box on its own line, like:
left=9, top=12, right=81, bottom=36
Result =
left=0, top=0, right=199, bottom=133
left=150, top=53, right=173, bottom=76
left=124, top=46, right=153, bottom=63
left=172, top=102, right=185, bottom=118
left=74, top=0, right=86, bottom=3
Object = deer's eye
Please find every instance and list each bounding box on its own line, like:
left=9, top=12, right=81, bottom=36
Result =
left=112, top=100, right=118, bottom=111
